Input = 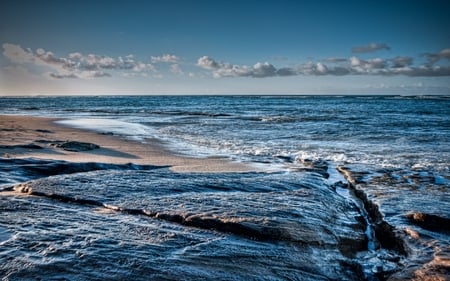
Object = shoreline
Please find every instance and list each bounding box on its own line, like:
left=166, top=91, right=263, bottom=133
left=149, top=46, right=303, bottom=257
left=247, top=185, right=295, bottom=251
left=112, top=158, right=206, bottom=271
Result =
left=0, top=114, right=255, bottom=173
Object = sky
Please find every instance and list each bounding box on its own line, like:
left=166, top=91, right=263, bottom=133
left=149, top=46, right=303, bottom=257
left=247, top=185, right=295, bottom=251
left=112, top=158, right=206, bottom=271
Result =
left=0, top=0, right=449, bottom=95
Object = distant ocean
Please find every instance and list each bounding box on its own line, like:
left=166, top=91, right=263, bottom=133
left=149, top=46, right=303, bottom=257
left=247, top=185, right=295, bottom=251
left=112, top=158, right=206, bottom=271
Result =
left=1, top=95, right=449, bottom=280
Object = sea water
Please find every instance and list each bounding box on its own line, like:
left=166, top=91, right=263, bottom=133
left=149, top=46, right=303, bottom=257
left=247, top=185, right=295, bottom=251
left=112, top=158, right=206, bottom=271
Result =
left=0, top=95, right=449, bottom=280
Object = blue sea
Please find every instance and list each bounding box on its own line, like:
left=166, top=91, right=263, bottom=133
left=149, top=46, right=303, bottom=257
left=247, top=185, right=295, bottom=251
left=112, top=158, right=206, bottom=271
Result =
left=0, top=95, right=449, bottom=280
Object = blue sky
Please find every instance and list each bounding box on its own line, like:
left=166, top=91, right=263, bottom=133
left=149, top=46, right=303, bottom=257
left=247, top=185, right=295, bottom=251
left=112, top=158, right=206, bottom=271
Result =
left=1, top=0, right=449, bottom=95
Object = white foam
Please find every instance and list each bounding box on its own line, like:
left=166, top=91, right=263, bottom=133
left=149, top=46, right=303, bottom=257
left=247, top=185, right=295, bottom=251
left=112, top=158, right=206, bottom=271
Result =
left=57, top=118, right=156, bottom=141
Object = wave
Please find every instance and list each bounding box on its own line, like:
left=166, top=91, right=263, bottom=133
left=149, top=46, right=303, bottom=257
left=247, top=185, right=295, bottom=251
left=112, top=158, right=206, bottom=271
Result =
left=56, top=118, right=158, bottom=140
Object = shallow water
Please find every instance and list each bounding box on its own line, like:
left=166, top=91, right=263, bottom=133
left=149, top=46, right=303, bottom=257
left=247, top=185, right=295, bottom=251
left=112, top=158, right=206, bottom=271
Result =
left=0, top=95, right=449, bottom=280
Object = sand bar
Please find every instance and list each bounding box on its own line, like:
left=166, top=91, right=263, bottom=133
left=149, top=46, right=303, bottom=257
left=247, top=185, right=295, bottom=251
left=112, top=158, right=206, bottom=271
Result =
left=0, top=115, right=256, bottom=173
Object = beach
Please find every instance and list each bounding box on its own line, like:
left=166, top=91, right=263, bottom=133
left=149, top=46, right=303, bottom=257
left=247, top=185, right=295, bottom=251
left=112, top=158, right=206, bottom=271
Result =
left=2, top=0, right=449, bottom=279
left=0, top=95, right=449, bottom=280
left=0, top=114, right=253, bottom=173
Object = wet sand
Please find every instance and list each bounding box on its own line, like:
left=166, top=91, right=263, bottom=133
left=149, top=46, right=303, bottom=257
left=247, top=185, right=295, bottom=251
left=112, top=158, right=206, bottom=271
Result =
left=0, top=115, right=255, bottom=173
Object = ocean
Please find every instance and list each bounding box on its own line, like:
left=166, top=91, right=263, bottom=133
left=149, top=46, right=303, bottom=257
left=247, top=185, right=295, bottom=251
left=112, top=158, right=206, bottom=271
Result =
left=0, top=95, right=449, bottom=280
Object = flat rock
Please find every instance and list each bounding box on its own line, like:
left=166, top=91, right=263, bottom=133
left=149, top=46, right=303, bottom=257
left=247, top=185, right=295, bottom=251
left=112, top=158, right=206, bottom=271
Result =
left=6, top=169, right=369, bottom=280
left=55, top=141, right=100, bottom=152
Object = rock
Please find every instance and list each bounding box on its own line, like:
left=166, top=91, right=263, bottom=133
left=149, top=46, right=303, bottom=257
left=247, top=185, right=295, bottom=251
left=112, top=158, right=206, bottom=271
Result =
left=13, top=183, right=32, bottom=193
left=337, top=165, right=450, bottom=280
left=21, top=144, right=44, bottom=149
left=296, top=158, right=330, bottom=178
left=336, top=166, right=369, bottom=186
left=56, top=141, right=100, bottom=152
left=405, top=212, right=450, bottom=233
left=0, top=143, right=43, bottom=149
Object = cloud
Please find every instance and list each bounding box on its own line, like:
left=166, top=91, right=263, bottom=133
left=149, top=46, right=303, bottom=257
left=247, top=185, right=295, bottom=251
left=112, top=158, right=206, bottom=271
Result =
left=391, top=56, right=413, bottom=68
left=170, top=64, right=183, bottom=75
left=425, top=48, right=450, bottom=65
left=48, top=70, right=112, bottom=79
left=197, top=56, right=220, bottom=69
left=3, top=43, right=450, bottom=81
left=393, top=66, right=450, bottom=77
left=68, top=52, right=83, bottom=60
left=151, top=54, right=180, bottom=63
left=276, top=67, right=298, bottom=76
left=351, top=43, right=391, bottom=53
left=197, top=56, right=277, bottom=78
left=252, top=62, right=277, bottom=77
left=49, top=73, right=78, bottom=79
left=349, top=57, right=387, bottom=73
left=2, top=43, right=34, bottom=64
left=80, top=71, right=112, bottom=79
left=2, top=43, right=155, bottom=79
left=324, top=57, right=348, bottom=63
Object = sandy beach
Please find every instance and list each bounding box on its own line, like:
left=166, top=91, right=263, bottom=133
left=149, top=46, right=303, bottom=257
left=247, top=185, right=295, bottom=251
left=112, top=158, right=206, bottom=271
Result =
left=0, top=115, right=254, bottom=173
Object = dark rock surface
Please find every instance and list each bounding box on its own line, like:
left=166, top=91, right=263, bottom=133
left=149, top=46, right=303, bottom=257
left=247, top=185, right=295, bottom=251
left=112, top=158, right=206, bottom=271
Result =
left=337, top=165, right=450, bottom=280
left=2, top=168, right=372, bottom=280
left=405, top=212, right=450, bottom=233
left=55, top=141, right=100, bottom=152
left=32, top=140, right=100, bottom=151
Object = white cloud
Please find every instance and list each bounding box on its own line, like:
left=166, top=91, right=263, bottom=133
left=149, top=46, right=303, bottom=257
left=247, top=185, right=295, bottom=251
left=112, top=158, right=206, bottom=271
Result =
left=348, top=57, right=387, bottom=73
left=79, top=71, right=112, bottom=79
left=2, top=43, right=34, bottom=64
left=369, top=58, right=386, bottom=69
left=197, top=53, right=450, bottom=78
left=351, top=43, right=391, bottom=53
left=2, top=43, right=156, bottom=79
left=36, top=49, right=74, bottom=69
left=197, top=56, right=277, bottom=78
left=151, top=54, right=180, bottom=63
left=170, top=64, right=183, bottom=75
left=68, top=52, right=83, bottom=59
left=197, top=56, right=220, bottom=69
left=3, top=42, right=450, bottom=82
left=316, top=62, right=328, bottom=74
left=252, top=62, right=277, bottom=77
left=132, top=62, right=154, bottom=72
left=36, top=48, right=45, bottom=56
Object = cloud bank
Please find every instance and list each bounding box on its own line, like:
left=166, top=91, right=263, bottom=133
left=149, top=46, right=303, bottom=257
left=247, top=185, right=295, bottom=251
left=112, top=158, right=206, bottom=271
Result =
left=197, top=47, right=450, bottom=78
left=3, top=42, right=450, bottom=81
left=2, top=43, right=154, bottom=79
